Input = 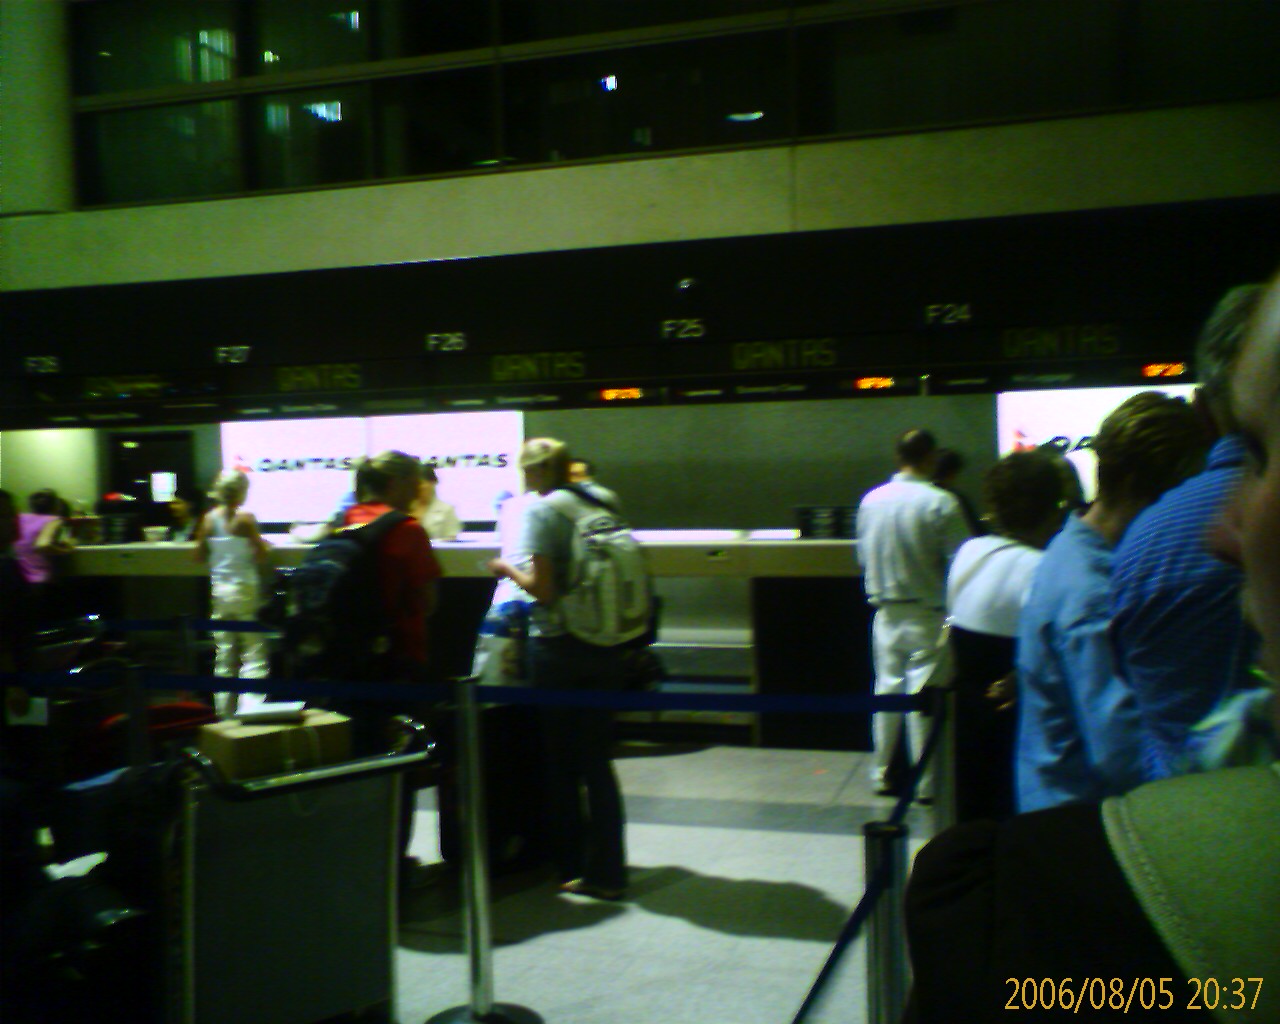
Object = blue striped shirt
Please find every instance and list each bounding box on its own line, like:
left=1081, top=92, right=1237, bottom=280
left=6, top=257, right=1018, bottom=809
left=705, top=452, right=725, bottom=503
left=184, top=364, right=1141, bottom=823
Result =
left=1109, top=434, right=1258, bottom=779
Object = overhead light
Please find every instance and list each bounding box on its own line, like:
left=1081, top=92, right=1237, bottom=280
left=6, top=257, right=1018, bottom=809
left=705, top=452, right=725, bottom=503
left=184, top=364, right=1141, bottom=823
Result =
left=263, top=51, right=280, bottom=63
left=601, top=75, right=619, bottom=92
left=727, top=111, right=765, bottom=122
left=304, top=102, right=343, bottom=123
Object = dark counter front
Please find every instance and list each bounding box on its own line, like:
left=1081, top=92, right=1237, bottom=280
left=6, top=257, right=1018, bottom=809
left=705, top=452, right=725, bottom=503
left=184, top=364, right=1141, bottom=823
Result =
left=752, top=577, right=873, bottom=752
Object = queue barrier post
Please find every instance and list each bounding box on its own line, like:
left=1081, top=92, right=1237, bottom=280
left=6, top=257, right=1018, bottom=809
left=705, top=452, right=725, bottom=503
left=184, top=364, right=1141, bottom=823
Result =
left=863, top=820, right=909, bottom=1024
left=935, top=684, right=957, bottom=831
left=427, top=676, right=543, bottom=1024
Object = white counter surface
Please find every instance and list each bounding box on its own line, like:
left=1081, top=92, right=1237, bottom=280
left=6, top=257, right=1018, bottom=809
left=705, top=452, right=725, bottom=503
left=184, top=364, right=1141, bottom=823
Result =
left=66, top=532, right=859, bottom=579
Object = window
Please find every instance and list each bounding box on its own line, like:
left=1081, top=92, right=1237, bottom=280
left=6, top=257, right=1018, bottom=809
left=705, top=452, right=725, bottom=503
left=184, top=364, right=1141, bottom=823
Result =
left=254, top=1, right=373, bottom=75
left=503, top=33, right=790, bottom=164
left=78, top=101, right=239, bottom=204
left=377, top=71, right=499, bottom=177
left=252, top=86, right=374, bottom=189
left=73, top=0, right=238, bottom=95
left=68, top=0, right=1280, bottom=206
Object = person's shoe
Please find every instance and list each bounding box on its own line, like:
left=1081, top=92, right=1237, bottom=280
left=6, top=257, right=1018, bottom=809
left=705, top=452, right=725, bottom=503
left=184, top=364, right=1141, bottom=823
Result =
left=558, top=878, right=626, bottom=902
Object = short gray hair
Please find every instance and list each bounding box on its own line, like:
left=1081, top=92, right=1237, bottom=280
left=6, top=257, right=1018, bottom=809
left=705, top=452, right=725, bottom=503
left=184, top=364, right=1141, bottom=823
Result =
left=1197, top=285, right=1264, bottom=404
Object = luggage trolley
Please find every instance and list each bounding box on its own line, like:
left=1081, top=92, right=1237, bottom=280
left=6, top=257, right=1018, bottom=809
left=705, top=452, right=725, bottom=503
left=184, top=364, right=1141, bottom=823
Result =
left=164, top=721, right=433, bottom=1024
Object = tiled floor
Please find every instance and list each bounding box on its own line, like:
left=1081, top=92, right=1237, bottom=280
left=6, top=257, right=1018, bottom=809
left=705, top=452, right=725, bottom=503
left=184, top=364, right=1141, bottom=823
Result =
left=395, top=743, right=938, bottom=1024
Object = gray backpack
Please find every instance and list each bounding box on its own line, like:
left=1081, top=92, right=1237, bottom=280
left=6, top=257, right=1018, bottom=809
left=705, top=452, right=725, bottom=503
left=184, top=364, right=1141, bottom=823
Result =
left=545, top=486, right=652, bottom=647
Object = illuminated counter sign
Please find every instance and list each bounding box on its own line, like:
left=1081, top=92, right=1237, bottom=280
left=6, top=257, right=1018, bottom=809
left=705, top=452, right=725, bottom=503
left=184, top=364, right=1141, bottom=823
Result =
left=601, top=387, right=644, bottom=401
left=276, top=363, right=363, bottom=392
left=84, top=375, right=167, bottom=400
left=856, top=377, right=895, bottom=390
left=1142, top=362, right=1188, bottom=378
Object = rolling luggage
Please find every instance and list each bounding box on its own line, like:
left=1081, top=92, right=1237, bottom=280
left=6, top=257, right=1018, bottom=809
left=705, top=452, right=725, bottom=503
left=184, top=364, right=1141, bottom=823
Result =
left=435, top=703, right=547, bottom=874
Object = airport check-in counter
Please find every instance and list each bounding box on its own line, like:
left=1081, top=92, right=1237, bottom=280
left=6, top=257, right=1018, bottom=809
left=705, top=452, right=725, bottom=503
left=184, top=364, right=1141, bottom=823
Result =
left=64, top=531, right=872, bottom=751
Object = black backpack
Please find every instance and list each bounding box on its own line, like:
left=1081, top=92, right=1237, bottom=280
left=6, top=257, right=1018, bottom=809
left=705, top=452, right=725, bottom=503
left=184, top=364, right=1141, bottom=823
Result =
left=283, top=511, right=408, bottom=680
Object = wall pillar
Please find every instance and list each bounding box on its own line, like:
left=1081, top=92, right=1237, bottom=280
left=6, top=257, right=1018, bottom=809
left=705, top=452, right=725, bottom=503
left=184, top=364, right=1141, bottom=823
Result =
left=0, top=0, right=75, bottom=214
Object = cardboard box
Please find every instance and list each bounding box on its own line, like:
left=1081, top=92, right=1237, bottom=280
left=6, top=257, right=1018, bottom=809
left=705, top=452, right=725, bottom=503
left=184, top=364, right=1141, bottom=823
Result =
left=197, top=709, right=351, bottom=781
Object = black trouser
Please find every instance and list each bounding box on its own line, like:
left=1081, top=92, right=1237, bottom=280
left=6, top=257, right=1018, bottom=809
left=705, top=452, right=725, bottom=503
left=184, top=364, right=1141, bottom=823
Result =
left=950, top=626, right=1017, bottom=823
left=527, top=635, right=627, bottom=890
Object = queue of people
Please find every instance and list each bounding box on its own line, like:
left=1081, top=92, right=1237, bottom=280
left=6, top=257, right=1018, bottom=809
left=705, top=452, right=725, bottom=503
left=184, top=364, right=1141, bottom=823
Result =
left=876, top=275, right=1280, bottom=1022
left=3, top=277, right=1277, bottom=1004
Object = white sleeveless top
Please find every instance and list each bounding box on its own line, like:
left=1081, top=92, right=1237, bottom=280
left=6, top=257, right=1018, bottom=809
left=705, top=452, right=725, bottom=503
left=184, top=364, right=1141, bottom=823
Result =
left=206, top=508, right=257, bottom=589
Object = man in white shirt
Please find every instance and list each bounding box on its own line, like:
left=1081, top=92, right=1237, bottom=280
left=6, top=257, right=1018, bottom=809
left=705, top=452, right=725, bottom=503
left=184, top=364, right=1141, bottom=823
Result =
left=857, top=429, right=972, bottom=800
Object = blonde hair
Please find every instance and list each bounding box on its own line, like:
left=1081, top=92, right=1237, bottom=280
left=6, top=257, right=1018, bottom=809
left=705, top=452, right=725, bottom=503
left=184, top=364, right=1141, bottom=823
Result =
left=519, top=437, right=571, bottom=490
left=354, top=450, right=422, bottom=501
left=209, top=469, right=249, bottom=506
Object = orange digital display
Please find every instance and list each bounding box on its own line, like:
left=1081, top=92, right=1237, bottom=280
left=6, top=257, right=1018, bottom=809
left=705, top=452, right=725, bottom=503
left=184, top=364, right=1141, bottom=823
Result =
left=855, top=377, right=895, bottom=390
left=600, top=387, right=644, bottom=401
left=1141, top=363, right=1187, bottom=378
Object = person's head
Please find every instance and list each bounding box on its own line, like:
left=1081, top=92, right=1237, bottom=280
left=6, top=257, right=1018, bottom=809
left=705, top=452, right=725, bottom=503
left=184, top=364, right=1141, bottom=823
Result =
left=28, top=488, right=60, bottom=516
left=353, top=450, right=422, bottom=511
left=1211, top=268, right=1280, bottom=689
left=208, top=470, right=250, bottom=508
left=169, top=487, right=200, bottom=524
left=896, top=429, right=939, bottom=475
left=418, top=464, right=439, bottom=501
left=1037, top=446, right=1087, bottom=513
left=1196, top=284, right=1264, bottom=435
left=932, top=448, right=964, bottom=486
left=568, top=459, right=595, bottom=484
left=1091, top=392, right=1208, bottom=509
left=519, top=437, right=572, bottom=495
left=983, top=450, right=1069, bottom=549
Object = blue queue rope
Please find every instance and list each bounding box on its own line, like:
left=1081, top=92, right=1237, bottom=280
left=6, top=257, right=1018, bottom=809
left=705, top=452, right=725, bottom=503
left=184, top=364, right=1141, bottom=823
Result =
left=6, top=667, right=929, bottom=716
left=11, top=613, right=944, bottom=1024
left=790, top=701, right=947, bottom=1024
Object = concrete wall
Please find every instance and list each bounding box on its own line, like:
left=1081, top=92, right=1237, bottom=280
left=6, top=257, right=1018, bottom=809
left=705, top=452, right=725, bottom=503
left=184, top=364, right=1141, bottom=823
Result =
left=1, top=395, right=994, bottom=529
left=4, top=98, right=1279, bottom=292
left=0, top=429, right=98, bottom=512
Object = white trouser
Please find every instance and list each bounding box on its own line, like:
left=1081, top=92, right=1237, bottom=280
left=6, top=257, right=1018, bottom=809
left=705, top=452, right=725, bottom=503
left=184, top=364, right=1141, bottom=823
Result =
left=211, top=580, right=269, bottom=716
left=871, top=603, right=945, bottom=798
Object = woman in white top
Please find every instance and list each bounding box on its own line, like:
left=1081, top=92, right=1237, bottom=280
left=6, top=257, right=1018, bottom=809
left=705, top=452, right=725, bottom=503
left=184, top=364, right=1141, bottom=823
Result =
left=411, top=465, right=462, bottom=542
left=946, top=450, right=1069, bottom=820
left=194, top=470, right=271, bottom=716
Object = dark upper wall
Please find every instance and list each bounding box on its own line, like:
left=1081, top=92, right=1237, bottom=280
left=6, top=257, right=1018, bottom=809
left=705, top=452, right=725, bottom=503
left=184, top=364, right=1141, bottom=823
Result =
left=4, top=197, right=1279, bottom=431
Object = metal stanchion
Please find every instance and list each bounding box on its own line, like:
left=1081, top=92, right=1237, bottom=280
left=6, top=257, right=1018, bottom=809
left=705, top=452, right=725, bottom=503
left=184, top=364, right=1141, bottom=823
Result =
left=934, top=685, right=957, bottom=831
left=863, top=821, right=909, bottom=1024
left=427, top=678, right=542, bottom=1024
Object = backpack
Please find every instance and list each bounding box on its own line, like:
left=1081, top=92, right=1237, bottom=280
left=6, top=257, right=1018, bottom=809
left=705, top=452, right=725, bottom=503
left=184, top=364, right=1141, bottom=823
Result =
left=544, top=486, right=653, bottom=647
left=283, top=510, right=408, bottom=679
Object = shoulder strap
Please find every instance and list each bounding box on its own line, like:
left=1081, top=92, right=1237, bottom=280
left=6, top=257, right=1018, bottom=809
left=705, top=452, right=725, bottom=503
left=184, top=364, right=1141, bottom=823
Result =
left=545, top=487, right=607, bottom=523
left=564, top=484, right=618, bottom=513
left=341, top=509, right=410, bottom=548
left=949, top=539, right=1020, bottom=601
left=1102, top=765, right=1280, bottom=990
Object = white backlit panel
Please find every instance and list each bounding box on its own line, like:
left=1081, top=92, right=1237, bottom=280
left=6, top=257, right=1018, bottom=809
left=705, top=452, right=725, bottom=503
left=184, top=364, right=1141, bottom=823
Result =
left=365, top=411, right=522, bottom=524
left=220, top=411, right=523, bottom=524
left=997, top=384, right=1197, bottom=501
left=220, top=417, right=365, bottom=524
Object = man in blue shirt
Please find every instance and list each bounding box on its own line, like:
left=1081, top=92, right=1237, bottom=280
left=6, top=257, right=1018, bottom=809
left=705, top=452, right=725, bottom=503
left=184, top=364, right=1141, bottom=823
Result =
left=1110, top=286, right=1264, bottom=780
left=1016, top=391, right=1209, bottom=812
